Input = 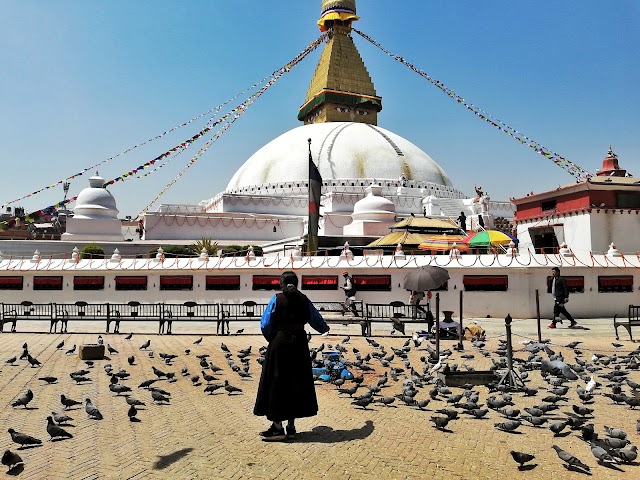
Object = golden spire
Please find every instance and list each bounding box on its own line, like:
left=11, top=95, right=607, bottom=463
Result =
left=298, top=0, right=382, bottom=125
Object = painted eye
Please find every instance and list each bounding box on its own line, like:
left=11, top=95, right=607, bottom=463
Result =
left=336, top=107, right=350, bottom=113
left=355, top=110, right=368, bottom=115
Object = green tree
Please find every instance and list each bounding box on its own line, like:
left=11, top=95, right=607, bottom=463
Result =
left=81, top=243, right=105, bottom=259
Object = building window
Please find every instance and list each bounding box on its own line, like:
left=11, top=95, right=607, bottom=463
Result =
left=159, top=276, right=193, bottom=291
left=73, top=276, right=105, bottom=291
left=463, top=275, right=508, bottom=292
left=598, top=276, right=633, bottom=293
left=252, top=275, right=281, bottom=291
left=33, top=276, right=63, bottom=291
left=353, top=275, right=392, bottom=292
left=206, top=276, right=240, bottom=291
left=301, top=275, right=338, bottom=290
left=115, top=276, right=148, bottom=291
left=546, top=276, right=584, bottom=294
left=541, top=200, right=557, bottom=211
left=0, top=276, right=24, bottom=290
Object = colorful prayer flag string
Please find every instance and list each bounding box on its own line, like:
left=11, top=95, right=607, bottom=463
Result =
left=352, top=28, right=593, bottom=182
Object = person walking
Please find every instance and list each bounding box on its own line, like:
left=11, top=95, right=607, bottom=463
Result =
left=340, top=271, right=359, bottom=316
left=254, top=271, right=330, bottom=441
left=548, top=267, right=576, bottom=328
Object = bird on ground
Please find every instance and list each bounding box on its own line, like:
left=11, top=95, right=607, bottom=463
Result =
left=128, top=404, right=138, bottom=422
left=60, top=395, right=82, bottom=410
left=572, top=405, right=594, bottom=417
left=510, top=451, right=535, bottom=469
left=38, top=376, right=57, bottom=384
left=7, top=429, right=42, bottom=448
left=127, top=356, right=135, bottom=366
left=193, top=337, right=203, bottom=345
left=601, top=437, right=629, bottom=449
left=51, top=412, right=73, bottom=425
left=430, top=416, right=450, bottom=431
left=1, top=449, right=23, bottom=471
left=97, top=335, right=104, bottom=345
left=138, top=379, right=157, bottom=389
left=377, top=397, right=396, bottom=407
left=613, top=445, right=637, bottom=464
left=109, top=384, right=132, bottom=395
left=5, top=357, right=17, bottom=366
left=125, top=397, right=145, bottom=407
left=124, top=332, right=133, bottom=340
left=612, top=343, right=624, bottom=348
left=220, top=343, right=230, bottom=353
left=26, top=355, right=41, bottom=368
left=191, top=375, right=201, bottom=386
left=549, top=421, right=569, bottom=436
left=588, top=442, right=616, bottom=465
left=85, top=398, right=103, bottom=420
left=204, top=384, right=223, bottom=395
left=11, top=390, right=33, bottom=409
left=151, top=390, right=170, bottom=404
left=603, top=426, right=627, bottom=439
left=55, top=340, right=65, bottom=349
left=552, top=445, right=590, bottom=472
left=236, top=329, right=244, bottom=334
left=46, top=416, right=73, bottom=441
left=351, top=397, right=374, bottom=410
left=107, top=345, right=118, bottom=355
left=152, top=366, right=167, bottom=379
left=494, top=420, right=521, bottom=432
left=65, top=345, right=76, bottom=355
left=72, top=376, right=90, bottom=384
left=139, top=339, right=151, bottom=350
left=224, top=380, right=242, bottom=395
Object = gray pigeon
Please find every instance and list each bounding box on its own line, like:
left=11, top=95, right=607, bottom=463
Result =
left=46, top=416, right=73, bottom=440
left=603, top=425, right=627, bottom=439
left=1, top=449, right=23, bottom=471
left=151, top=390, right=170, bottom=404
left=139, top=339, right=151, bottom=350
left=128, top=404, right=138, bottom=421
left=204, top=384, right=223, bottom=395
left=224, top=380, right=242, bottom=395
left=60, top=395, right=82, bottom=410
left=552, top=445, right=590, bottom=471
left=51, top=412, right=73, bottom=425
left=589, top=442, right=616, bottom=464
left=85, top=398, right=103, bottom=420
left=109, top=384, right=132, bottom=396
left=128, top=356, right=135, bottom=365
left=125, top=397, right=145, bottom=406
left=11, top=390, right=33, bottom=408
left=7, top=429, right=42, bottom=447
left=38, top=376, right=57, bottom=384
left=494, top=420, right=521, bottom=432
left=613, top=445, right=637, bottom=464
left=351, top=397, right=374, bottom=410
left=5, top=357, right=17, bottom=366
left=549, top=421, right=568, bottom=436
left=510, top=451, right=535, bottom=469
left=430, top=416, right=450, bottom=430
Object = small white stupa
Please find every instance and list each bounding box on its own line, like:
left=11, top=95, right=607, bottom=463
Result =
left=61, top=173, right=123, bottom=242
left=343, top=183, right=396, bottom=236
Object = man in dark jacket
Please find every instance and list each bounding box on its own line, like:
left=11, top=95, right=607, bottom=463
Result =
left=548, top=267, right=576, bottom=328
left=254, top=271, right=330, bottom=441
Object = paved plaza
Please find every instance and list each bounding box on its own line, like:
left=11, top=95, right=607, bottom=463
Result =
left=0, top=316, right=638, bottom=479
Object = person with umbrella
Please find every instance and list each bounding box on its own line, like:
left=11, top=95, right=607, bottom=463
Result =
left=403, top=267, right=449, bottom=332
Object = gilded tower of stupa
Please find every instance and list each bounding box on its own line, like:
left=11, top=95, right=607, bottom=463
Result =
left=298, top=0, right=382, bottom=125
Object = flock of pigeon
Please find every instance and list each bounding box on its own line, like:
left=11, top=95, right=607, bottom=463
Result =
left=1, top=335, right=251, bottom=474
left=1, top=329, right=639, bottom=475
left=310, top=334, right=640, bottom=473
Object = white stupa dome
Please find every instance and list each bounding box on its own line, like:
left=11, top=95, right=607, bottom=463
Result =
left=73, top=173, right=119, bottom=219
left=351, top=184, right=395, bottom=221
left=226, top=122, right=453, bottom=192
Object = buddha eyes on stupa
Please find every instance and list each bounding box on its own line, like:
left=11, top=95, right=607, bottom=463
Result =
left=336, top=106, right=350, bottom=113
left=355, top=110, right=368, bottom=116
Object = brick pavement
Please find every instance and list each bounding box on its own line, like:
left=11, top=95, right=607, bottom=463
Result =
left=0, top=318, right=638, bottom=479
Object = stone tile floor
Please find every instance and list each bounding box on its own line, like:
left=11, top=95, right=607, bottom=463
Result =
left=0, top=317, right=638, bottom=479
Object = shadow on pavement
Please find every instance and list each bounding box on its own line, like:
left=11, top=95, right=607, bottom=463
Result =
left=293, top=420, right=374, bottom=443
left=153, top=447, right=194, bottom=470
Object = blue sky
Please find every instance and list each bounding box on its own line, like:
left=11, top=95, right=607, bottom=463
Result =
left=1, top=1, right=638, bottom=218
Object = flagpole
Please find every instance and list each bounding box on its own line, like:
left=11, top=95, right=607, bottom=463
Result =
left=308, top=138, right=313, bottom=256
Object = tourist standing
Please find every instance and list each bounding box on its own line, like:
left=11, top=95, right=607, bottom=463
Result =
left=457, top=211, right=467, bottom=232
left=340, top=271, right=359, bottom=316
left=548, top=267, right=576, bottom=328
left=254, top=271, right=330, bottom=441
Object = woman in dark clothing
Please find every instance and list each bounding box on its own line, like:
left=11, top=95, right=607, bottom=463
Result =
left=254, top=271, right=330, bottom=441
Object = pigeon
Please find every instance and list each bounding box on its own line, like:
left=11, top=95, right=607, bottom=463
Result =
left=124, top=332, right=133, bottom=340
left=220, top=343, right=230, bottom=353
left=193, top=337, right=203, bottom=345
left=125, top=397, right=145, bottom=407
left=5, top=356, right=16, bottom=366
left=224, top=380, right=242, bottom=395
left=128, top=404, right=138, bottom=421
left=430, top=416, right=450, bottom=430
left=589, top=442, right=616, bottom=464
left=351, top=397, right=374, bottom=410
left=236, top=329, right=244, bottom=334
left=494, top=420, right=521, bottom=432
left=38, top=376, right=57, bottom=384
left=138, top=379, right=157, bottom=389
left=97, top=335, right=104, bottom=345
left=65, top=345, right=76, bottom=355
left=377, top=396, right=396, bottom=407
left=11, top=390, right=33, bottom=408
left=1, top=449, right=23, bottom=471
left=60, top=395, right=82, bottom=410
left=55, top=340, right=65, bottom=349
left=107, top=345, right=118, bottom=355
left=127, top=355, right=135, bottom=366
left=7, top=429, right=42, bottom=448
left=204, top=384, right=223, bottom=395
left=552, top=445, right=590, bottom=471
left=572, top=405, right=594, bottom=417
left=85, top=398, right=103, bottom=420
left=613, top=445, right=637, bottom=464
left=603, top=425, right=627, bottom=439
left=51, top=412, right=73, bottom=425
left=46, top=416, right=73, bottom=440
left=139, top=339, right=151, bottom=350
left=109, top=384, right=132, bottom=395
left=521, top=416, right=547, bottom=427
left=26, top=355, right=41, bottom=368
left=201, top=371, right=217, bottom=384
left=72, top=376, right=90, bottom=384
left=152, top=366, right=167, bottom=379
left=510, top=451, right=535, bottom=469
left=549, top=421, right=568, bottom=436
left=151, top=390, right=170, bottom=404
